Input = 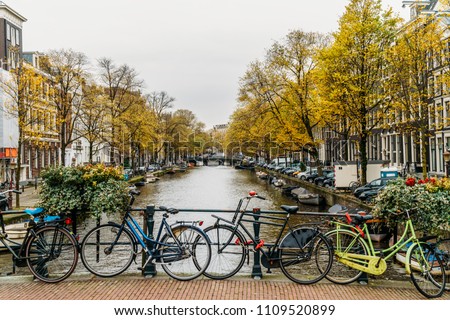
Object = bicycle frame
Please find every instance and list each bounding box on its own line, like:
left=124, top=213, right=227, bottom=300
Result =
left=111, top=211, right=193, bottom=266
left=213, top=198, right=301, bottom=266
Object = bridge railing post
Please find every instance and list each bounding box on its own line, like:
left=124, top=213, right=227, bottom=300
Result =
left=251, top=208, right=263, bottom=279
left=142, top=204, right=157, bottom=277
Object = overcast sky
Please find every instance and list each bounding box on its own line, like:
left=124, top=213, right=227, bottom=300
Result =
left=7, top=0, right=409, bottom=128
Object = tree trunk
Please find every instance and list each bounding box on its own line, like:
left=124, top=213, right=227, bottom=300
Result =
left=89, top=141, right=94, bottom=164
left=14, top=133, right=22, bottom=208
left=60, top=121, right=66, bottom=166
left=110, top=126, right=115, bottom=164
left=360, top=133, right=368, bottom=185
left=420, top=131, right=428, bottom=179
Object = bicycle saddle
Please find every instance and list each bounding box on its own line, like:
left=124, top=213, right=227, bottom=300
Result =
left=351, top=213, right=373, bottom=224
left=159, top=206, right=179, bottom=214
left=280, top=205, right=299, bottom=214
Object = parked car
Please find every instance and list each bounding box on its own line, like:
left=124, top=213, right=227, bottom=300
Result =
left=353, top=177, right=395, bottom=198
left=297, top=167, right=316, bottom=180
left=323, top=174, right=335, bottom=188
left=305, top=170, right=332, bottom=183
left=314, top=172, right=335, bottom=187
left=358, top=185, right=385, bottom=202
left=283, top=166, right=302, bottom=176
left=274, top=164, right=287, bottom=172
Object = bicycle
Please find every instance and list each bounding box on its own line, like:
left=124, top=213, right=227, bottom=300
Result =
left=80, top=190, right=211, bottom=281
left=434, top=238, right=449, bottom=291
left=325, top=208, right=447, bottom=298
left=203, top=191, right=333, bottom=284
left=0, top=190, right=79, bottom=283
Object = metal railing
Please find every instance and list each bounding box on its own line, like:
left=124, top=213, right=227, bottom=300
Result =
left=137, top=205, right=372, bottom=283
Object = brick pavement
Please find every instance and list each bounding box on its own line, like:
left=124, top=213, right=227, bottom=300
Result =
left=0, top=274, right=448, bottom=300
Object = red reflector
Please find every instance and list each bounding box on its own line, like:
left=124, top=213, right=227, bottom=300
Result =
left=199, top=221, right=203, bottom=226
left=249, top=191, right=257, bottom=196
left=64, top=217, right=72, bottom=226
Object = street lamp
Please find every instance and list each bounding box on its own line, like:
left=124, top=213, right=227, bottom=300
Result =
left=443, top=149, right=450, bottom=177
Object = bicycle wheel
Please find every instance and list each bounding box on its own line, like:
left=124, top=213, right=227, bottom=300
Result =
left=80, top=224, right=136, bottom=277
left=161, top=225, right=211, bottom=281
left=409, top=243, right=446, bottom=298
left=324, top=229, right=368, bottom=284
left=203, top=225, right=246, bottom=280
left=279, top=228, right=333, bottom=284
left=25, top=226, right=78, bottom=283
left=435, top=238, right=450, bottom=291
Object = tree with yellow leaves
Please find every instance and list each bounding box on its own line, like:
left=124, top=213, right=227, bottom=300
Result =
left=236, top=30, right=327, bottom=162
left=387, top=13, right=448, bottom=178
left=0, top=47, right=46, bottom=207
left=40, top=49, right=89, bottom=166
left=316, top=0, right=400, bottom=184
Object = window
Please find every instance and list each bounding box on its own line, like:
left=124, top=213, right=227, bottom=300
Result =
left=438, top=103, right=444, bottom=128
left=15, top=29, right=20, bottom=45
left=436, top=75, right=442, bottom=96
left=6, top=24, right=10, bottom=40
left=10, top=27, right=16, bottom=46
left=370, top=179, right=381, bottom=187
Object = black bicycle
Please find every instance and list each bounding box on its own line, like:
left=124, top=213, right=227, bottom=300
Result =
left=0, top=190, right=79, bottom=283
left=203, top=191, right=333, bottom=284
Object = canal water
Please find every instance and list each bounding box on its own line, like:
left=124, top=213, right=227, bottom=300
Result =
left=0, top=166, right=407, bottom=282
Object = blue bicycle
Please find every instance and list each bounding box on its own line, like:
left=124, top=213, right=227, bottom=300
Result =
left=80, top=191, right=211, bottom=281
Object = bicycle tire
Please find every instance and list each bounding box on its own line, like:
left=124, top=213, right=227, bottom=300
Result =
left=324, top=229, right=368, bottom=284
left=160, top=225, right=211, bottom=281
left=279, top=228, right=333, bottom=284
left=434, top=238, right=450, bottom=291
left=80, top=224, right=136, bottom=277
left=409, top=243, right=446, bottom=298
left=203, top=224, right=246, bottom=280
left=25, top=226, right=78, bottom=283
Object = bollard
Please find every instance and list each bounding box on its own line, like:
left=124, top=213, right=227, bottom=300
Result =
left=251, top=208, right=263, bottom=279
left=142, top=204, right=157, bottom=277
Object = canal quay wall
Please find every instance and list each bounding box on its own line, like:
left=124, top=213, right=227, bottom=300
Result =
left=257, top=168, right=372, bottom=211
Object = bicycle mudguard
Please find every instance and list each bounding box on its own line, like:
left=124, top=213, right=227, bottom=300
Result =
left=279, top=228, right=317, bottom=248
left=170, top=224, right=211, bottom=243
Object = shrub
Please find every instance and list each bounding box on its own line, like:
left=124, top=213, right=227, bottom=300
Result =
left=39, top=164, right=129, bottom=219
left=372, top=178, right=450, bottom=235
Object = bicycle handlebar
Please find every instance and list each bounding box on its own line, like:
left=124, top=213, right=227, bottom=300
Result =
left=246, top=191, right=265, bottom=200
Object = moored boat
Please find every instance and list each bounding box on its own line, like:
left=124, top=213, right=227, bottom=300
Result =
left=297, top=193, right=325, bottom=206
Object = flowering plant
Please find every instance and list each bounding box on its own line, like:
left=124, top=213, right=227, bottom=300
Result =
left=372, top=177, right=450, bottom=235
left=39, top=164, right=129, bottom=219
